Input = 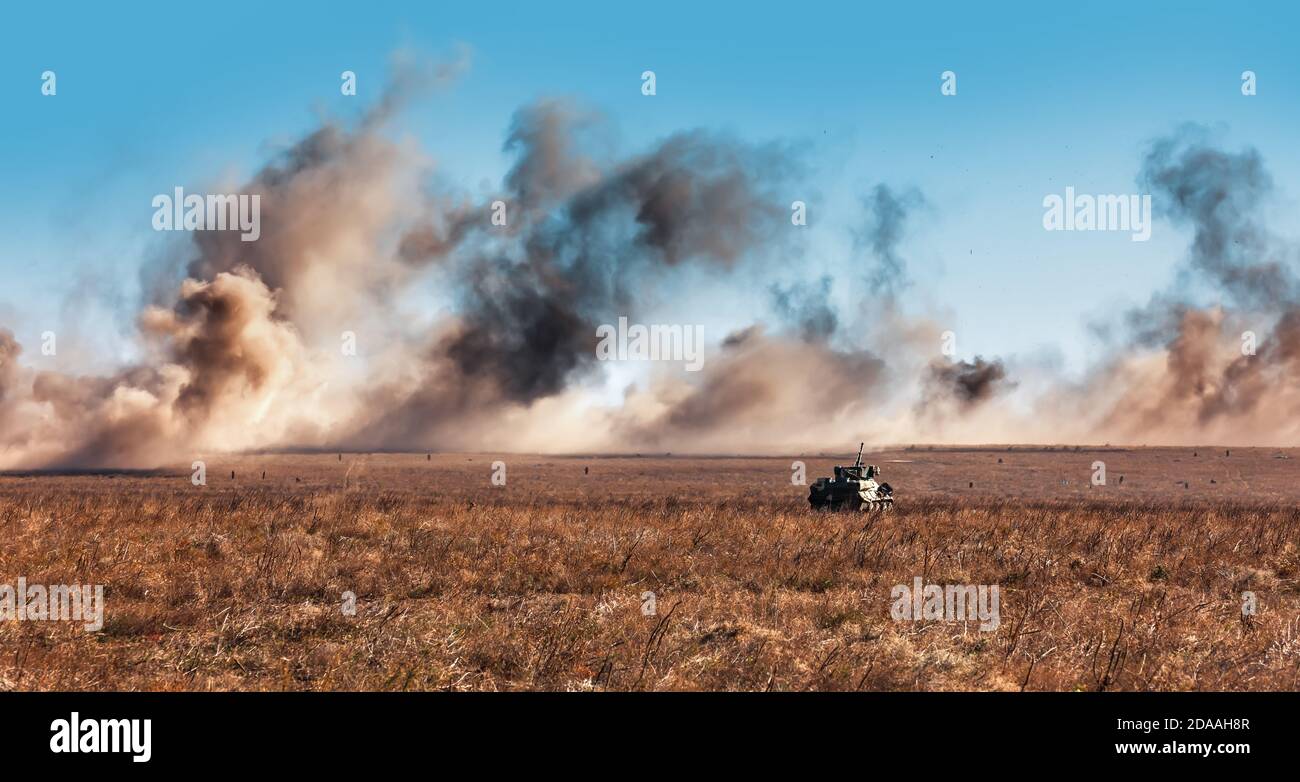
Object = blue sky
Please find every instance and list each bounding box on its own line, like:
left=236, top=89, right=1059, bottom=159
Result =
left=2, top=0, right=1298, bottom=374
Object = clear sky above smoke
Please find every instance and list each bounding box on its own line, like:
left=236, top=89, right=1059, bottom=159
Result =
left=2, top=1, right=1299, bottom=452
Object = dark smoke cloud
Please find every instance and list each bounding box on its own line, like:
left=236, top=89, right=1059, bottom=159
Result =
left=922, top=356, right=1012, bottom=410
left=854, top=184, right=925, bottom=297
left=1138, top=124, right=1295, bottom=313
left=502, top=100, right=603, bottom=216
left=423, top=103, right=799, bottom=405
left=557, top=127, right=798, bottom=268
left=440, top=255, right=597, bottom=402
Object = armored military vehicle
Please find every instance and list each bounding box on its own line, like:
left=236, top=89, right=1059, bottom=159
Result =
left=808, top=443, right=894, bottom=511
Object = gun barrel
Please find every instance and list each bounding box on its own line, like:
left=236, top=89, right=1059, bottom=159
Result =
left=855, top=442, right=865, bottom=466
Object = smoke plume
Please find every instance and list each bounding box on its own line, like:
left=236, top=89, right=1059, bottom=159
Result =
left=5, top=77, right=1300, bottom=468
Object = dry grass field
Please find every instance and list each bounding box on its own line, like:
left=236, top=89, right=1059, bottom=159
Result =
left=2, top=447, right=1299, bottom=691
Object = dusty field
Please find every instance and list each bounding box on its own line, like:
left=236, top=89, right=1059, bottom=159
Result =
left=2, top=447, right=1299, bottom=691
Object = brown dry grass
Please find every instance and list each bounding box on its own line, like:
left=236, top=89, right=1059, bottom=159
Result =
left=1, top=449, right=1298, bottom=691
